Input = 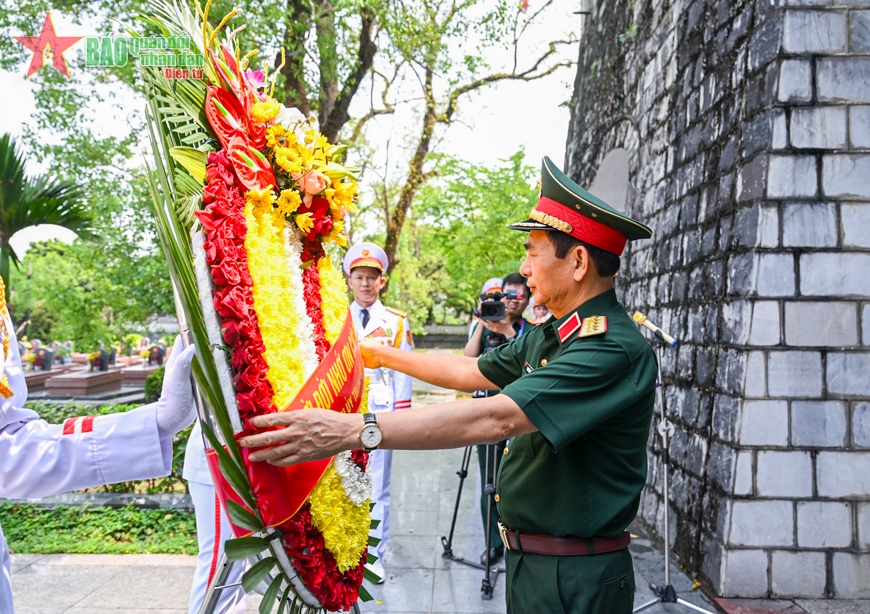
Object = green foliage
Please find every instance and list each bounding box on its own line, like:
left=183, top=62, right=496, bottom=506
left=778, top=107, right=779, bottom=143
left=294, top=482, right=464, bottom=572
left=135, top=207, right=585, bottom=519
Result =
left=144, top=366, right=165, bottom=403
left=0, top=503, right=197, bottom=555
left=383, top=150, right=536, bottom=330
left=21, top=400, right=191, bottom=494
left=10, top=237, right=173, bottom=350
left=21, top=401, right=139, bottom=425
left=0, top=134, right=95, bottom=303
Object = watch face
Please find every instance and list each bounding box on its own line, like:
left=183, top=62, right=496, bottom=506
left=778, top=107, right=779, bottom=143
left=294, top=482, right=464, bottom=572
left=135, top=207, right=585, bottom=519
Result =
left=361, top=424, right=382, bottom=449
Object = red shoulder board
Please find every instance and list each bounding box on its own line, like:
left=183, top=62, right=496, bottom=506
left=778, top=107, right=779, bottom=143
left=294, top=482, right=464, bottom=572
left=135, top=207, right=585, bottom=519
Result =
left=557, top=313, right=582, bottom=344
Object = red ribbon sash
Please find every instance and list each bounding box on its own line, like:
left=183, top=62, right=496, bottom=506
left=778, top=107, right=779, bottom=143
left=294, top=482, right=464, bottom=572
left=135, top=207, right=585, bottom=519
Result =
left=207, top=311, right=365, bottom=536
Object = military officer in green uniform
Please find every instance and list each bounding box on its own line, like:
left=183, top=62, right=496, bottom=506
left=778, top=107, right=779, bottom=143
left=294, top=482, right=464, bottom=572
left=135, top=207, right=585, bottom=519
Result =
left=239, top=156, right=657, bottom=614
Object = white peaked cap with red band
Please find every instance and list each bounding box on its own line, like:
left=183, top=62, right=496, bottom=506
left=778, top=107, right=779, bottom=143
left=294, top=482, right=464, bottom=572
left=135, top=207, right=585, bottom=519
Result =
left=343, top=242, right=389, bottom=275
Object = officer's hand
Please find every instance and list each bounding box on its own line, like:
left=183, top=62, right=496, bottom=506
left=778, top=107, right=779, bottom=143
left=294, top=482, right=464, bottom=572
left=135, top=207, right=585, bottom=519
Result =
left=359, top=338, right=382, bottom=368
left=239, top=409, right=356, bottom=466
left=154, top=336, right=197, bottom=439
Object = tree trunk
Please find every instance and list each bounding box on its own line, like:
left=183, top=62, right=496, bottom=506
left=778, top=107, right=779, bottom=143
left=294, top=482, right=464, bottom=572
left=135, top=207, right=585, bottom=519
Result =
left=382, top=69, right=437, bottom=276
left=281, top=0, right=312, bottom=115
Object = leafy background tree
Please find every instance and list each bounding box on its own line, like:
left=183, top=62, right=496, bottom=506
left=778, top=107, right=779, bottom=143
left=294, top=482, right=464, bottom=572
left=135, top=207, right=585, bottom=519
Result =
left=374, top=150, right=538, bottom=332
left=0, top=0, right=575, bottom=339
left=0, top=133, right=95, bottom=303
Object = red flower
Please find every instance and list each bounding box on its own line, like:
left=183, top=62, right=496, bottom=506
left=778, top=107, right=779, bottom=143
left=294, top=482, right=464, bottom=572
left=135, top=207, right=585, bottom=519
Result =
left=215, top=286, right=251, bottom=320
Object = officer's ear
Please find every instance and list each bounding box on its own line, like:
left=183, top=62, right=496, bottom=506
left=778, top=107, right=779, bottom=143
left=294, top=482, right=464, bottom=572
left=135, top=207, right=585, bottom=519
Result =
left=571, top=244, right=592, bottom=283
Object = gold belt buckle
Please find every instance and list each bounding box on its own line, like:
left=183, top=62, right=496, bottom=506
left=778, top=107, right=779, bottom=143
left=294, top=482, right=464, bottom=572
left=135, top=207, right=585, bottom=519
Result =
left=498, top=521, right=511, bottom=551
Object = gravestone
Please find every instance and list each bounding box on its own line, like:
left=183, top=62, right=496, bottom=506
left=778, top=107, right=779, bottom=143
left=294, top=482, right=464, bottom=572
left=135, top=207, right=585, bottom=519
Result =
left=148, top=345, right=165, bottom=366
left=34, top=348, right=54, bottom=371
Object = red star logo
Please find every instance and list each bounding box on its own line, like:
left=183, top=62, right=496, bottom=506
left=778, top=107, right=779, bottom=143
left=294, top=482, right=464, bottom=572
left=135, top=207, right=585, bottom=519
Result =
left=14, top=12, right=82, bottom=79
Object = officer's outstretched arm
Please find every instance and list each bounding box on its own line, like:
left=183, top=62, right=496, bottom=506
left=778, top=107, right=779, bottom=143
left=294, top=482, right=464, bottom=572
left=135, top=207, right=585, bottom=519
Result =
left=240, top=393, right=536, bottom=466
left=360, top=339, right=496, bottom=392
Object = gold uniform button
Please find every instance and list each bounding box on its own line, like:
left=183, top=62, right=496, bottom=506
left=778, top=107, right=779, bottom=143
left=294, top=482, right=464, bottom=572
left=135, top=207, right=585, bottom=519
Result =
left=494, top=494, right=500, bottom=502
left=503, top=447, right=509, bottom=455
left=541, top=359, right=548, bottom=366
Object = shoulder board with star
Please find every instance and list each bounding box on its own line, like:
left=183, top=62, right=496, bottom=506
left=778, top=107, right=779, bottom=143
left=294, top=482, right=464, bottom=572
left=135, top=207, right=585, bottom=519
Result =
left=384, top=306, right=407, bottom=318
left=579, top=316, right=608, bottom=338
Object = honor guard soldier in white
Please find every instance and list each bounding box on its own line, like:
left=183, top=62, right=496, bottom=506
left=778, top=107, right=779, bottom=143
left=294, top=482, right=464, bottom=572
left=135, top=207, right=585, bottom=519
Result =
left=343, top=242, right=413, bottom=583
left=0, top=279, right=197, bottom=614
left=183, top=421, right=248, bottom=614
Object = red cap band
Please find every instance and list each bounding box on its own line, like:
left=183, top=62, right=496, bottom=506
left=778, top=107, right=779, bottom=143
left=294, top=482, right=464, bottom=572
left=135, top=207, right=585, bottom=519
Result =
left=536, top=196, right=627, bottom=256
left=349, top=257, right=383, bottom=271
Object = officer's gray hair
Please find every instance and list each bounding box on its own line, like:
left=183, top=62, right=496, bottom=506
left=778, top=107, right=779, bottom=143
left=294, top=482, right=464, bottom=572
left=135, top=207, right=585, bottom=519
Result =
left=545, top=231, right=621, bottom=277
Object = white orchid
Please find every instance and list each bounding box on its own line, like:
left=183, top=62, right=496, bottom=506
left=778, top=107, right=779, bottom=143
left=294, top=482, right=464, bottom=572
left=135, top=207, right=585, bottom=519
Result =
left=276, top=105, right=307, bottom=132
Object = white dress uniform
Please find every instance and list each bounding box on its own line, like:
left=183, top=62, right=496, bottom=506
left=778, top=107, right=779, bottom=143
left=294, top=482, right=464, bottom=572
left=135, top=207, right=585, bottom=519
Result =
left=0, top=310, right=177, bottom=613
left=343, top=243, right=413, bottom=569
left=182, top=422, right=247, bottom=614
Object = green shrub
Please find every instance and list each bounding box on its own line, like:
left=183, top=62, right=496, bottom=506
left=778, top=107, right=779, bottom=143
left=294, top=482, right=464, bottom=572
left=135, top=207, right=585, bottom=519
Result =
left=0, top=502, right=198, bottom=554
left=22, top=401, right=139, bottom=425
left=144, top=366, right=165, bottom=403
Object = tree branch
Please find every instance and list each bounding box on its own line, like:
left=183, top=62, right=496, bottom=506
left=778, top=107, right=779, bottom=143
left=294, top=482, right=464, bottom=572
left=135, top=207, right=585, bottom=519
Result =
left=441, top=41, right=575, bottom=123
left=280, top=0, right=312, bottom=115
left=315, top=0, right=339, bottom=126
left=321, top=6, right=378, bottom=142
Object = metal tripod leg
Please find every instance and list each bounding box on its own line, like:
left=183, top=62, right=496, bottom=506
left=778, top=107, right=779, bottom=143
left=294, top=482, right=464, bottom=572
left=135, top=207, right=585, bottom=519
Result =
left=440, top=445, right=504, bottom=600
left=480, top=442, right=503, bottom=600
left=441, top=446, right=474, bottom=559
left=631, top=338, right=715, bottom=614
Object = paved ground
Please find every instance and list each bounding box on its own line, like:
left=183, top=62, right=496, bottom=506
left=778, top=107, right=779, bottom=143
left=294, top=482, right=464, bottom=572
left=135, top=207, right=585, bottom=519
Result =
left=9, top=382, right=869, bottom=613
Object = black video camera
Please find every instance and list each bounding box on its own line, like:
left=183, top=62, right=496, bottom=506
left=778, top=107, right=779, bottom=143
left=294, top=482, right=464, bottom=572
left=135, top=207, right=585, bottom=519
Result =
left=474, top=289, right=524, bottom=322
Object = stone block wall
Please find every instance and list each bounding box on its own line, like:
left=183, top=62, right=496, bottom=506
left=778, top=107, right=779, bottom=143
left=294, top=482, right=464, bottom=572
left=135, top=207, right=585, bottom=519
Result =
left=565, top=0, right=870, bottom=599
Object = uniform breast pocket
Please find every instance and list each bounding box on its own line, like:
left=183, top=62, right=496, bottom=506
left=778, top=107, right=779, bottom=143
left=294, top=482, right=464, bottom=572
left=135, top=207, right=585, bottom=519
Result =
left=511, top=433, right=552, bottom=458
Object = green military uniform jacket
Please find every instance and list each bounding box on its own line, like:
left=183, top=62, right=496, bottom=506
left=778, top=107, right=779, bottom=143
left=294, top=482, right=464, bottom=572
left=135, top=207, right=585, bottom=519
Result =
left=479, top=288, right=656, bottom=537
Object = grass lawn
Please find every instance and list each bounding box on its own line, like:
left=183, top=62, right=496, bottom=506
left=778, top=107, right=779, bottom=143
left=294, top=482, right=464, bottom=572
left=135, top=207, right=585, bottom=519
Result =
left=1, top=502, right=198, bottom=555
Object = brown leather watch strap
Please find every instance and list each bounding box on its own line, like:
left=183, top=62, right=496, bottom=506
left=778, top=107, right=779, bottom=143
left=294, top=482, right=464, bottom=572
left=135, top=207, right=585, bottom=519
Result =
left=498, top=523, right=631, bottom=556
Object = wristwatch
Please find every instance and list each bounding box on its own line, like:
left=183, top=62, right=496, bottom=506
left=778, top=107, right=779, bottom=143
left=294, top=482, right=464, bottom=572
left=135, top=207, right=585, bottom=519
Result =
left=360, top=413, right=383, bottom=451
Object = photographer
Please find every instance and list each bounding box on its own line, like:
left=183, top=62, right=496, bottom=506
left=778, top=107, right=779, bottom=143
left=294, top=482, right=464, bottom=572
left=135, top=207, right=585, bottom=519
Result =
left=463, top=272, right=530, bottom=565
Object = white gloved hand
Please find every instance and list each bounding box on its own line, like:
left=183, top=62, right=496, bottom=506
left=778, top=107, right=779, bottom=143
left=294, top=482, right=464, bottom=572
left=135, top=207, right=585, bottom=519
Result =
left=155, top=335, right=197, bottom=439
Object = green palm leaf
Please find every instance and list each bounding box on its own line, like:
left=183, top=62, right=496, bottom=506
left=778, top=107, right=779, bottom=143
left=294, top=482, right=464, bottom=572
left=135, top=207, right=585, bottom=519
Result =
left=0, top=133, right=95, bottom=301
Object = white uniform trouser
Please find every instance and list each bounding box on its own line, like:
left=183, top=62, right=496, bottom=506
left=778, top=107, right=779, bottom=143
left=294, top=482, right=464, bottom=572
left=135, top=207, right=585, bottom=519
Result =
left=368, top=448, right=392, bottom=563
left=187, top=481, right=246, bottom=614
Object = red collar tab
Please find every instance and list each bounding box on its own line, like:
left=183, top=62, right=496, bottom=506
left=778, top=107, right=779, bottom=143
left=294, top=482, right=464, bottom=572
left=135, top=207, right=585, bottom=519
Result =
left=557, top=313, right=582, bottom=344
left=536, top=196, right=628, bottom=256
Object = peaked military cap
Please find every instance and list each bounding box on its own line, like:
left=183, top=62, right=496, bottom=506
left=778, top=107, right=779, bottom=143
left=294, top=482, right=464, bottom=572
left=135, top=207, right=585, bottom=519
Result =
left=508, top=157, right=652, bottom=256
left=343, top=242, right=389, bottom=275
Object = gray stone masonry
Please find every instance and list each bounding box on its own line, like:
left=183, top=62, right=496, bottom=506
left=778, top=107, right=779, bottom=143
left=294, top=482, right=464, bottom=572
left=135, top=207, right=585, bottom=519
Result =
left=567, top=0, right=870, bottom=601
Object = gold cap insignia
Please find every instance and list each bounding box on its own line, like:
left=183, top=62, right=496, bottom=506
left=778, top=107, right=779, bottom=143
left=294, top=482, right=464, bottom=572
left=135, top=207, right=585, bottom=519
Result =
left=361, top=248, right=370, bottom=257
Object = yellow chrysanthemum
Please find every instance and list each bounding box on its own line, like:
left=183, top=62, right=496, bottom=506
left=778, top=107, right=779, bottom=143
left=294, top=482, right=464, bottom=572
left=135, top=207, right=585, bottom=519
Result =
left=276, top=189, right=302, bottom=217
left=245, top=187, right=276, bottom=209
left=251, top=98, right=281, bottom=125
left=307, top=464, right=371, bottom=572
left=274, top=146, right=306, bottom=177
left=266, top=124, right=286, bottom=148
left=295, top=212, right=314, bottom=234
left=317, top=256, right=349, bottom=345
left=244, top=199, right=316, bottom=408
